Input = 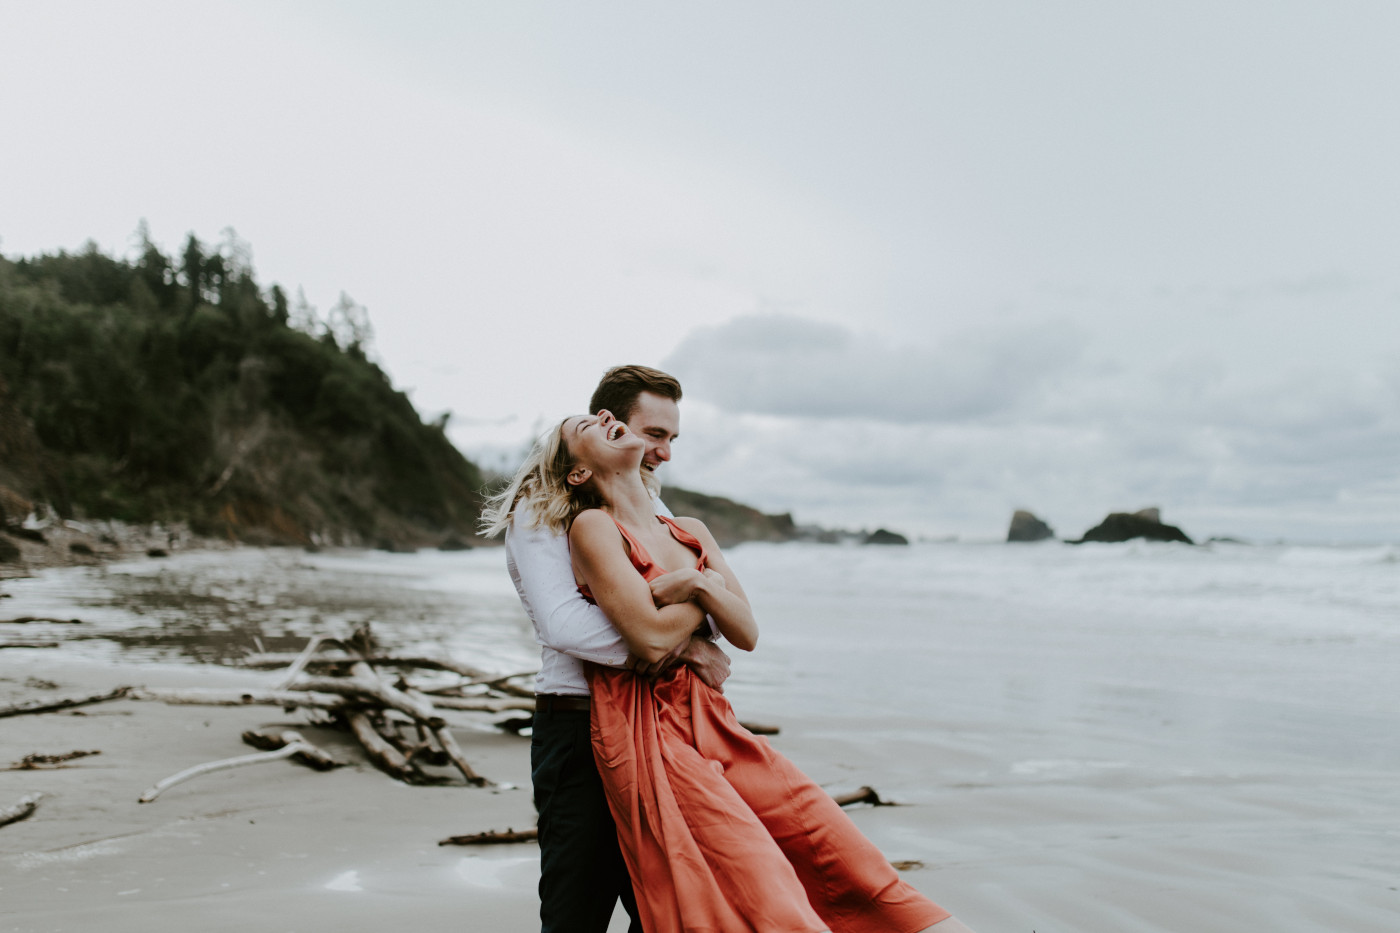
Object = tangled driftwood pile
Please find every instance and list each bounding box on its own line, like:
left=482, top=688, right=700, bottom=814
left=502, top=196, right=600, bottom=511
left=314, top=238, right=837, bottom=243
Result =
left=0, top=625, right=536, bottom=815
left=2, top=627, right=896, bottom=846
left=129, top=625, right=537, bottom=797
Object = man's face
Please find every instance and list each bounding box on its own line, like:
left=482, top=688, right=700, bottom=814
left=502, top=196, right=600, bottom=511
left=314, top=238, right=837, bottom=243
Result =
left=622, top=391, right=680, bottom=474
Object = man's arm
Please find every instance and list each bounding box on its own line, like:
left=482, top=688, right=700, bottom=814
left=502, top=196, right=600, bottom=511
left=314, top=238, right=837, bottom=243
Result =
left=506, top=516, right=631, bottom=666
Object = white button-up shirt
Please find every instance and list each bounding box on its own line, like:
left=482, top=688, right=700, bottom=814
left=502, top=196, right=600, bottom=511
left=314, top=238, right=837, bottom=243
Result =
left=506, top=497, right=674, bottom=696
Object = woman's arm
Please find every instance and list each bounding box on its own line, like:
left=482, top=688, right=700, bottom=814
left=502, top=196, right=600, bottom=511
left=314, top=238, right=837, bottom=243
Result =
left=664, top=518, right=758, bottom=652
left=570, top=510, right=707, bottom=665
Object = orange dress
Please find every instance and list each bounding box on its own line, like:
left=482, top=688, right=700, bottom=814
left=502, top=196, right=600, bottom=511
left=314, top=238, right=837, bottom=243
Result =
left=583, top=515, right=950, bottom=933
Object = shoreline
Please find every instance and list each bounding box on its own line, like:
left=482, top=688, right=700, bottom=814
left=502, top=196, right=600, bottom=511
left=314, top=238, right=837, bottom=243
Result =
left=5, top=544, right=1399, bottom=932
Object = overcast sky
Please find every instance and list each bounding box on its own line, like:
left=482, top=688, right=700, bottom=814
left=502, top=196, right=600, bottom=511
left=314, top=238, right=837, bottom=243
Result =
left=3, top=1, right=1398, bottom=542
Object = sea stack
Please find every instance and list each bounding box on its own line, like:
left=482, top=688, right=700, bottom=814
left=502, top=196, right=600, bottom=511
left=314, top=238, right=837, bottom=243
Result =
left=1073, top=508, right=1194, bottom=545
left=1007, top=510, right=1055, bottom=542
left=863, top=528, right=909, bottom=545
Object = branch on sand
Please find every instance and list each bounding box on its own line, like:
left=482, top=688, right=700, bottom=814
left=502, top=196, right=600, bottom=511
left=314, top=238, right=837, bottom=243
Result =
left=831, top=786, right=898, bottom=807
left=139, top=730, right=338, bottom=803
left=440, top=827, right=539, bottom=846
left=0, top=793, right=43, bottom=828
left=0, top=686, right=130, bottom=719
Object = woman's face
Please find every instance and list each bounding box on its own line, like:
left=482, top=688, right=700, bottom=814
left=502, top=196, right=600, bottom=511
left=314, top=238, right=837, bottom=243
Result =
left=562, top=409, right=644, bottom=477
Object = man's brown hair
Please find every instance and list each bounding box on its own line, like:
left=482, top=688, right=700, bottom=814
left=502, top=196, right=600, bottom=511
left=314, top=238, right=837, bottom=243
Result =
left=589, top=365, right=683, bottom=421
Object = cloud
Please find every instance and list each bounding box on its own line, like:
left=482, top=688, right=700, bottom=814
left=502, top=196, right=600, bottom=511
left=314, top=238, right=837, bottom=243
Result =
left=658, top=305, right=1400, bottom=543
left=664, top=314, right=1085, bottom=422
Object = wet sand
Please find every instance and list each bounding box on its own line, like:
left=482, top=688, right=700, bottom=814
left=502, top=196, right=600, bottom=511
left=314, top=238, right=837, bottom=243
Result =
left=4, top=545, right=1399, bottom=932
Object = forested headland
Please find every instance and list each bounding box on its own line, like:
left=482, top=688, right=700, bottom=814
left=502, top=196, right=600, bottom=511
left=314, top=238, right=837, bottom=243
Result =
left=0, top=230, right=483, bottom=550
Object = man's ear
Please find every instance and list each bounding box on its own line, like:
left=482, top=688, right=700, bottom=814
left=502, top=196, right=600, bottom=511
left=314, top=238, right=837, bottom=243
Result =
left=566, top=466, right=591, bottom=487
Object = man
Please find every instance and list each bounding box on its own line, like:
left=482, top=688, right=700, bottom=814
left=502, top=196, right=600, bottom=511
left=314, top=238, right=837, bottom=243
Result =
left=505, top=364, right=730, bottom=933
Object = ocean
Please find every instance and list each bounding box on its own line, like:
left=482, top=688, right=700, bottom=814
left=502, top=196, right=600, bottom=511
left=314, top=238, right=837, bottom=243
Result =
left=3, top=540, right=1398, bottom=931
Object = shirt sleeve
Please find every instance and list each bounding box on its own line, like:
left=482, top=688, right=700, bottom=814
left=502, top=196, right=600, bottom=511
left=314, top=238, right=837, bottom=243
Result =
left=506, top=513, right=630, bottom=667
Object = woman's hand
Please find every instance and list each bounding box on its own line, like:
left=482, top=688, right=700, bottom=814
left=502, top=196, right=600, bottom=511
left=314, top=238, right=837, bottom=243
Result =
left=648, top=568, right=705, bottom=606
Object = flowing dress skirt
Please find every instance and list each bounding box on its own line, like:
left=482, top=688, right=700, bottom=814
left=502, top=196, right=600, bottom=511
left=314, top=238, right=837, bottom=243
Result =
left=587, top=664, right=950, bottom=933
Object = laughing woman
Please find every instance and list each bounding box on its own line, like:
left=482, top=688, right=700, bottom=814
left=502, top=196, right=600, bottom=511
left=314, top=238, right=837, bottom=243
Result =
left=485, top=410, right=975, bottom=933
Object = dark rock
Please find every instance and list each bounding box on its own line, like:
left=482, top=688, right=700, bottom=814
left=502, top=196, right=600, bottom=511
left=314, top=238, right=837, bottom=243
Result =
left=0, top=535, right=19, bottom=563
left=1007, top=510, right=1055, bottom=542
left=863, top=528, right=909, bottom=546
left=1073, top=509, right=1194, bottom=545
left=12, top=527, right=45, bottom=543
left=660, top=486, right=799, bottom=548
left=145, top=547, right=168, bottom=558
left=69, top=542, right=95, bottom=556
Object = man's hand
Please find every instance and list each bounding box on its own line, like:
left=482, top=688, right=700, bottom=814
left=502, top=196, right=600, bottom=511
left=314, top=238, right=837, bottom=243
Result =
left=648, top=568, right=704, bottom=607
left=677, top=636, right=731, bottom=693
left=625, top=638, right=688, bottom=678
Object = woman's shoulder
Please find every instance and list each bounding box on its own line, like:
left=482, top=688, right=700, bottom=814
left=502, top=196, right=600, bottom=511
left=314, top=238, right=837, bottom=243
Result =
left=671, top=515, right=717, bottom=545
left=570, top=509, right=623, bottom=548
left=571, top=508, right=615, bottom=534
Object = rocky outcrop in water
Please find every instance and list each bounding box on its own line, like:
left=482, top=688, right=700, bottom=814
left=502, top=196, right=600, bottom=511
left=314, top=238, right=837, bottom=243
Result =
left=1073, top=508, right=1194, bottom=545
left=660, top=486, right=798, bottom=548
left=1007, top=510, right=1055, bottom=542
left=863, top=528, right=909, bottom=546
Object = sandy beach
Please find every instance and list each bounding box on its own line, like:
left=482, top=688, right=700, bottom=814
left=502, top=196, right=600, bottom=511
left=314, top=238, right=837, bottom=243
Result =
left=3, top=543, right=1399, bottom=932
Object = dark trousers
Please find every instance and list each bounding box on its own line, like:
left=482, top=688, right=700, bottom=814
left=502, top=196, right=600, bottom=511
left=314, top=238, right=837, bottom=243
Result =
left=531, top=707, right=641, bottom=933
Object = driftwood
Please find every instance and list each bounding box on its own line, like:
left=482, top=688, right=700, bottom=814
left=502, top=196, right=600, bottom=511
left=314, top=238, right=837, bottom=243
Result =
left=139, top=730, right=337, bottom=802
left=429, top=696, right=536, bottom=713
left=1, top=616, right=83, bottom=624
left=401, top=683, right=488, bottom=786
left=0, top=793, right=43, bottom=828
left=129, top=628, right=536, bottom=793
left=240, top=729, right=341, bottom=770
left=6, top=750, right=101, bottom=771
left=0, top=641, right=60, bottom=650
left=739, top=721, right=780, bottom=735
left=129, top=687, right=348, bottom=711
left=831, top=786, right=896, bottom=807
left=246, top=651, right=491, bottom=681
left=344, top=710, right=445, bottom=785
left=440, top=827, right=538, bottom=846
left=0, top=686, right=131, bottom=718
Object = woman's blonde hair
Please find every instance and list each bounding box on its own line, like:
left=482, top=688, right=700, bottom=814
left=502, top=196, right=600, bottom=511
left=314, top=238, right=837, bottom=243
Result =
left=479, top=416, right=658, bottom=537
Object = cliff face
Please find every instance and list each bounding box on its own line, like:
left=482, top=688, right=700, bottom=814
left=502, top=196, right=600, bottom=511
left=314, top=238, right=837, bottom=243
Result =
left=660, top=486, right=797, bottom=548
left=0, top=241, right=484, bottom=549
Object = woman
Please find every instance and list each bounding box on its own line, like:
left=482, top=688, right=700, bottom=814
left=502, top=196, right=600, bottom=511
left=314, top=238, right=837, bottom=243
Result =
left=486, top=411, right=975, bottom=933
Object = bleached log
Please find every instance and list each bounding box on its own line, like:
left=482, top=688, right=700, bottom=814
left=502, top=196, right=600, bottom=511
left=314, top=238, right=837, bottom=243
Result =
left=400, top=684, right=489, bottom=787
left=431, top=724, right=490, bottom=787
left=290, top=665, right=441, bottom=726
left=247, top=652, right=492, bottom=680
left=138, top=740, right=325, bottom=803
left=0, top=686, right=130, bottom=719
left=240, top=729, right=341, bottom=771
left=344, top=710, right=428, bottom=784
left=0, top=793, right=43, bottom=828
left=0, top=641, right=59, bottom=650
left=128, top=687, right=347, bottom=711
left=428, top=696, right=536, bottom=713
left=439, top=827, right=538, bottom=846
left=272, top=635, right=339, bottom=689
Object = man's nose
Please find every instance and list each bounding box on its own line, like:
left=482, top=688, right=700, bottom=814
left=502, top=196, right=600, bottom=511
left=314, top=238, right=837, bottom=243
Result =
left=654, top=441, right=671, bottom=462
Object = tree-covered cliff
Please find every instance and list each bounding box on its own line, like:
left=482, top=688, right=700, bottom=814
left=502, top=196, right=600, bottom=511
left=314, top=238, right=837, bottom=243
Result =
left=0, top=230, right=483, bottom=548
